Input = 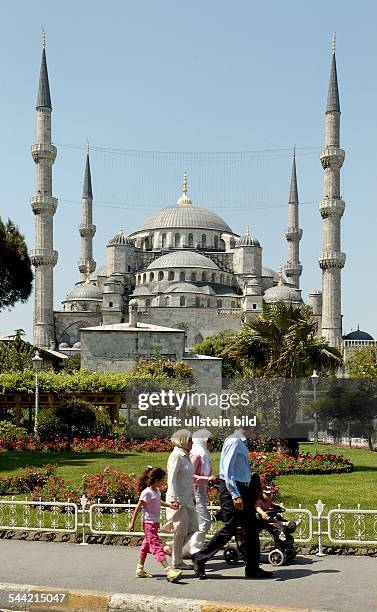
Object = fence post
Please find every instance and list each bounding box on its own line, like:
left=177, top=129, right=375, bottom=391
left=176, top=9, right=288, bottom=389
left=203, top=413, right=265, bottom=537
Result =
left=80, top=494, right=88, bottom=546
left=315, top=499, right=326, bottom=556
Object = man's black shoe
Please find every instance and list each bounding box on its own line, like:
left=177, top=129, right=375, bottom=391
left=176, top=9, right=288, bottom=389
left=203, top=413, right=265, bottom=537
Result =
left=191, top=554, right=207, bottom=579
left=245, top=568, right=274, bottom=579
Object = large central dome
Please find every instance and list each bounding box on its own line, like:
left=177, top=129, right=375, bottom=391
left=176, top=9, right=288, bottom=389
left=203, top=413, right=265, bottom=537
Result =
left=135, top=203, right=233, bottom=233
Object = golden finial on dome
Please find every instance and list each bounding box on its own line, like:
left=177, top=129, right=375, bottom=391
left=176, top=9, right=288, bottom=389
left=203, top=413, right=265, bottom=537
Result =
left=177, top=171, right=192, bottom=206
left=183, top=171, right=188, bottom=194
left=332, top=32, right=336, bottom=54
left=246, top=225, right=250, bottom=235
left=278, top=265, right=284, bottom=286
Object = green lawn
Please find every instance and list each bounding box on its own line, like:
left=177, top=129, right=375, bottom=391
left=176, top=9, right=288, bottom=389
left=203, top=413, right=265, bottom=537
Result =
left=1, top=444, right=376, bottom=511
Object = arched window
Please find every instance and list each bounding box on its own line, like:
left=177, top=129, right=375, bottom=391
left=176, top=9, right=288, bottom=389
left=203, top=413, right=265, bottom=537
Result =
left=202, top=234, right=206, bottom=248
left=138, top=274, right=141, bottom=283
left=214, top=235, right=219, bottom=249
left=149, top=234, right=154, bottom=250
left=220, top=239, right=226, bottom=251
left=161, top=233, right=167, bottom=248
left=202, top=272, right=207, bottom=282
left=211, top=272, right=216, bottom=283
left=191, top=272, right=196, bottom=281
left=142, top=274, right=146, bottom=283
left=146, top=298, right=151, bottom=307
left=180, top=296, right=186, bottom=307
left=149, top=272, right=154, bottom=281
left=207, top=298, right=211, bottom=307
left=168, top=270, right=174, bottom=281
left=219, top=273, right=224, bottom=284
left=180, top=271, right=185, bottom=281
left=175, top=233, right=180, bottom=247
left=231, top=300, right=236, bottom=308
left=188, top=233, right=194, bottom=248
left=165, top=296, right=171, bottom=306
left=158, top=271, right=164, bottom=281
left=195, top=296, right=200, bottom=307
left=217, top=299, right=222, bottom=308
left=230, top=238, right=236, bottom=249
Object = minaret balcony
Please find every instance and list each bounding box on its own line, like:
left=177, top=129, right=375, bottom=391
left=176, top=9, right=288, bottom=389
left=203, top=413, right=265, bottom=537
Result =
left=284, top=262, right=303, bottom=277
left=31, top=143, right=57, bottom=163
left=319, top=198, right=345, bottom=219
left=30, top=248, right=58, bottom=267
left=285, top=227, right=303, bottom=241
left=79, top=224, right=96, bottom=238
left=31, top=195, right=58, bottom=215
left=318, top=251, right=346, bottom=269
left=320, top=147, right=345, bottom=169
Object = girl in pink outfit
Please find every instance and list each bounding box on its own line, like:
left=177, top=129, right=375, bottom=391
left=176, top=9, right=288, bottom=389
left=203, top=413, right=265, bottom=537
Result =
left=130, top=467, right=182, bottom=583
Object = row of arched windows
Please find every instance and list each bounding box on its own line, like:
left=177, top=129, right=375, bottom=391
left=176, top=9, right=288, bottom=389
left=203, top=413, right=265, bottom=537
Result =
left=146, top=233, right=224, bottom=250
left=137, top=270, right=232, bottom=285
left=143, top=297, right=237, bottom=308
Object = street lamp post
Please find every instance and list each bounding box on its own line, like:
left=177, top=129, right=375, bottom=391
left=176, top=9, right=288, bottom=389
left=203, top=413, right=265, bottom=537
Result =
left=32, top=351, right=43, bottom=437
left=311, top=369, right=319, bottom=449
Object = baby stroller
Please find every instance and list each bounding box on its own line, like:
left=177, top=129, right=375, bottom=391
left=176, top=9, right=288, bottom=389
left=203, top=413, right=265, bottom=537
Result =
left=223, top=505, right=298, bottom=567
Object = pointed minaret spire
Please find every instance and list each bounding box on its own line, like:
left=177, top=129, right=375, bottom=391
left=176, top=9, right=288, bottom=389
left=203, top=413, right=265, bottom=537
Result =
left=318, top=36, right=346, bottom=349
left=284, top=148, right=303, bottom=289
left=30, top=33, right=58, bottom=347
left=78, top=149, right=96, bottom=276
left=326, top=33, right=340, bottom=113
left=36, top=30, right=52, bottom=110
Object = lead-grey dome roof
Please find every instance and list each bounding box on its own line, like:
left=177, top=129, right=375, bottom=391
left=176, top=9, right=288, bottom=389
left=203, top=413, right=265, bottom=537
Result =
left=64, top=282, right=102, bottom=302
left=133, top=202, right=233, bottom=233
left=263, top=284, right=301, bottom=304
left=344, top=328, right=373, bottom=341
left=107, top=228, right=133, bottom=247
left=147, top=251, right=219, bottom=271
left=235, top=228, right=260, bottom=248
left=89, top=264, right=108, bottom=280
left=165, top=282, right=216, bottom=295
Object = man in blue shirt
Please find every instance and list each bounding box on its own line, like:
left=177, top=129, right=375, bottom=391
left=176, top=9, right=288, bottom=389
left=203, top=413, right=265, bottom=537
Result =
left=192, top=429, right=273, bottom=579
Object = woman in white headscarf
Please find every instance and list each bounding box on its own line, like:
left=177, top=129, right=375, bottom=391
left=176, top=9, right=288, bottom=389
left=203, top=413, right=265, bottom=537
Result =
left=162, top=429, right=200, bottom=569
left=188, top=429, right=214, bottom=551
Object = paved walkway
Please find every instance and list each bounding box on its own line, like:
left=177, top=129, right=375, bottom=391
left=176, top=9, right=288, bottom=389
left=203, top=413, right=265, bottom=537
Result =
left=0, top=540, right=376, bottom=611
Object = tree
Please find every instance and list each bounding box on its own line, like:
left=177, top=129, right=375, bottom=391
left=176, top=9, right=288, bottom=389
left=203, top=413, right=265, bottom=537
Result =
left=224, top=302, right=343, bottom=377
left=0, top=329, right=34, bottom=373
left=0, top=218, right=33, bottom=310
left=195, top=331, right=242, bottom=380
left=347, top=347, right=377, bottom=379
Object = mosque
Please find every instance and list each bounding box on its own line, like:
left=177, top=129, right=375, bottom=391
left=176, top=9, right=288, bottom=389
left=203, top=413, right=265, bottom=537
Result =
left=29, top=35, right=375, bottom=367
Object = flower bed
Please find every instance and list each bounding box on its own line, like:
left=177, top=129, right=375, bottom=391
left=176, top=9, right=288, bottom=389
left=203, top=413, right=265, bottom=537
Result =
left=0, top=465, right=55, bottom=495
left=0, top=436, right=173, bottom=453
left=249, top=451, right=354, bottom=476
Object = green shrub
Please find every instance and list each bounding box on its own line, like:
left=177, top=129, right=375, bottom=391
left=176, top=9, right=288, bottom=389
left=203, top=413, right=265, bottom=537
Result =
left=93, top=406, right=112, bottom=437
left=0, top=420, right=31, bottom=442
left=55, top=399, right=96, bottom=440
left=38, top=409, right=68, bottom=441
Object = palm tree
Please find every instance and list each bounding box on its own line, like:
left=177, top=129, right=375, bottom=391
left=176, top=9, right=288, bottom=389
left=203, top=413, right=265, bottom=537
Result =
left=224, top=302, right=342, bottom=377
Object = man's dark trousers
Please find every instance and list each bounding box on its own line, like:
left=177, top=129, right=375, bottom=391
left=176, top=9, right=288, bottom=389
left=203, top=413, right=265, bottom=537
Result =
left=195, top=480, right=260, bottom=573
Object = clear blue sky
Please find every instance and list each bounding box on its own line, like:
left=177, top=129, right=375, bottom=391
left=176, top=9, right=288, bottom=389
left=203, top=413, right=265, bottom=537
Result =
left=0, top=1, right=376, bottom=340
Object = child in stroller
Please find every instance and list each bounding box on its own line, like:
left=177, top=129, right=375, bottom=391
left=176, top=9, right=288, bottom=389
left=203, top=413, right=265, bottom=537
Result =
left=223, top=477, right=300, bottom=567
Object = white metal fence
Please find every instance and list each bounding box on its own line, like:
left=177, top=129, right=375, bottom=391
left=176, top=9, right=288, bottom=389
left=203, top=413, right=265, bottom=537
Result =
left=1, top=496, right=376, bottom=551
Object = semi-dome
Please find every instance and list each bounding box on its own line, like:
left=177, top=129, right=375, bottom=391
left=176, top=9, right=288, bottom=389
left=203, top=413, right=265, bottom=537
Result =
left=262, top=267, right=279, bottom=280
left=165, top=282, right=216, bottom=295
left=147, top=251, right=219, bottom=271
left=235, top=227, right=260, bottom=248
left=89, top=264, right=108, bottom=280
left=107, top=228, right=133, bottom=247
left=344, top=327, right=373, bottom=341
left=64, top=282, right=102, bottom=302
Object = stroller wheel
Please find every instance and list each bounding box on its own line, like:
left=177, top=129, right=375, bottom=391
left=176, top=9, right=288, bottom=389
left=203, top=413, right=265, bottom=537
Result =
left=224, top=546, right=239, bottom=564
left=268, top=548, right=287, bottom=566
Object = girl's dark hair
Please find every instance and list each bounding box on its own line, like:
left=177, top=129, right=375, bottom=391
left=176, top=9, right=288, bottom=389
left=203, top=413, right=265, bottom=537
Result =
left=138, top=467, right=166, bottom=492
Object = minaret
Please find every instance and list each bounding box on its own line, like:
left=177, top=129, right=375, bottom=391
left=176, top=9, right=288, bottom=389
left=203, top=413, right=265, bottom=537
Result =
left=284, top=148, right=303, bottom=288
left=78, top=146, right=96, bottom=277
left=30, top=32, right=58, bottom=348
left=318, top=35, right=346, bottom=349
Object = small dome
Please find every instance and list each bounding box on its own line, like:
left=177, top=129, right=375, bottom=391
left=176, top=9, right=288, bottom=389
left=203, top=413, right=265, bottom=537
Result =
left=64, top=282, right=102, bottom=302
left=72, top=342, right=81, bottom=349
left=147, top=251, right=219, bottom=271
left=58, top=342, right=69, bottom=349
left=344, top=328, right=374, bottom=341
left=262, top=267, right=279, bottom=281
left=235, top=227, right=260, bottom=248
left=107, top=228, right=133, bottom=247
left=263, top=279, right=301, bottom=304
left=132, top=286, right=153, bottom=296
